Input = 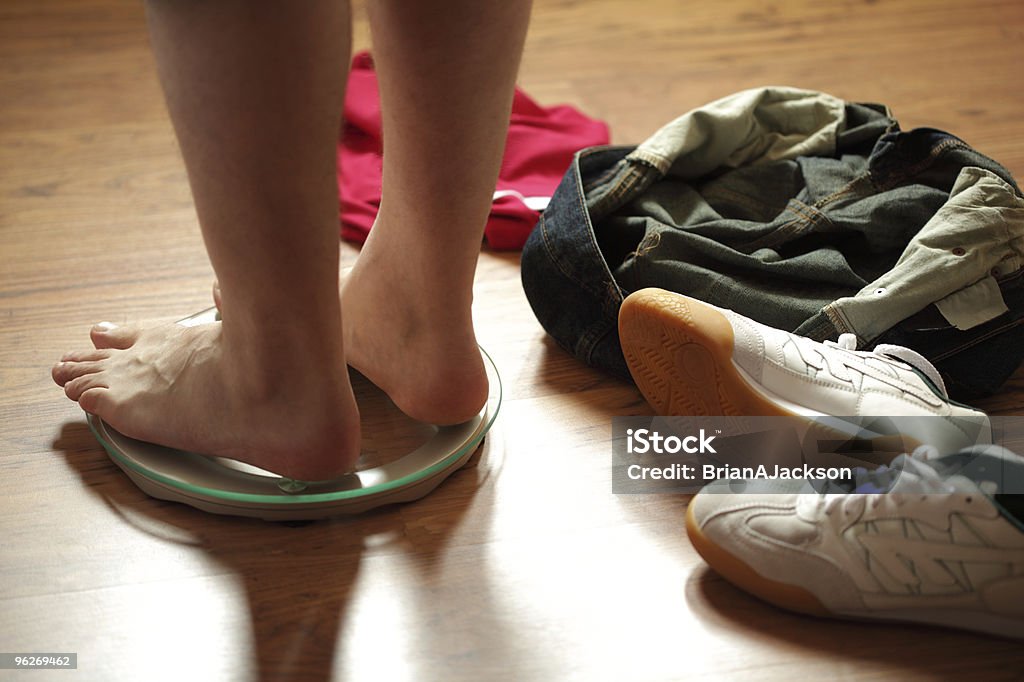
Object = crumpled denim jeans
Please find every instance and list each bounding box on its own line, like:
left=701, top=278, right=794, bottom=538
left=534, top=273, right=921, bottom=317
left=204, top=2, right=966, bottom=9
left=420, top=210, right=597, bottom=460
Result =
left=522, top=87, right=1024, bottom=399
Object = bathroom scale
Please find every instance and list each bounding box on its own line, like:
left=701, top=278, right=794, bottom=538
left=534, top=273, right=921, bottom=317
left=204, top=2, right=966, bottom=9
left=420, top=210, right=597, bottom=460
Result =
left=86, top=307, right=501, bottom=521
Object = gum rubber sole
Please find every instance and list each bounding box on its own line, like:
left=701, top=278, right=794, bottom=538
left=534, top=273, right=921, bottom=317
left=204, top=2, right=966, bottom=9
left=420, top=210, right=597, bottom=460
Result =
left=685, top=501, right=831, bottom=617
left=619, top=289, right=794, bottom=417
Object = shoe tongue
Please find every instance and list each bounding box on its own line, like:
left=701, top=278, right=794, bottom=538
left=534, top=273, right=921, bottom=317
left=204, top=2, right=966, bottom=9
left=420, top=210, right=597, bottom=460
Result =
left=873, top=343, right=948, bottom=398
left=835, top=452, right=964, bottom=496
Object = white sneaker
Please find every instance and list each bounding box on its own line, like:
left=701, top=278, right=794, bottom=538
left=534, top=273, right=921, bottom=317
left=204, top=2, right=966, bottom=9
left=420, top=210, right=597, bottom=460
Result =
left=686, top=445, right=1024, bottom=639
left=618, top=288, right=989, bottom=452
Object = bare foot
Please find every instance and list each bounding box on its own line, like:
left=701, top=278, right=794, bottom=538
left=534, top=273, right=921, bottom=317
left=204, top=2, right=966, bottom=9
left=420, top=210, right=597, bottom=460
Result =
left=53, top=320, right=361, bottom=481
left=339, top=256, right=489, bottom=425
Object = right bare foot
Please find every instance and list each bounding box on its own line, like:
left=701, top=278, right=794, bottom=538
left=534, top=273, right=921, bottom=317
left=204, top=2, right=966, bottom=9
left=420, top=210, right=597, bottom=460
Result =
left=340, top=253, right=490, bottom=425
left=53, top=318, right=361, bottom=481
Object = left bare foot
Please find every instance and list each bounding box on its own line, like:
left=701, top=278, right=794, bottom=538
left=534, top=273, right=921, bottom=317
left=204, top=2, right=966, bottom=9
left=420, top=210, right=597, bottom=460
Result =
left=53, top=317, right=362, bottom=481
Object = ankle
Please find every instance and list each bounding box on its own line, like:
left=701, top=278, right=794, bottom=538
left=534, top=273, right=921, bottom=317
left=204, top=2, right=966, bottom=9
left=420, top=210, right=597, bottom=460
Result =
left=217, top=319, right=348, bottom=401
left=357, top=225, right=478, bottom=302
left=346, top=254, right=475, bottom=324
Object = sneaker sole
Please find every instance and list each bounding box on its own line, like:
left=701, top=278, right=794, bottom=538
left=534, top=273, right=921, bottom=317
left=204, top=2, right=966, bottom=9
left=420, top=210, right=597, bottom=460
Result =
left=685, top=500, right=831, bottom=617
left=619, top=289, right=795, bottom=417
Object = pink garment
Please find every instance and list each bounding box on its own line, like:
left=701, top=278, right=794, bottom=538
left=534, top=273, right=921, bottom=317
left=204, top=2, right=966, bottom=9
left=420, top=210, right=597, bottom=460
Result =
left=338, top=52, right=610, bottom=250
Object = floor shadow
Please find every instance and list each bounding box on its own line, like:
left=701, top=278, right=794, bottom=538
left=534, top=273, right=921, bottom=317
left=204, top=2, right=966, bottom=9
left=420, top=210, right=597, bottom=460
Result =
left=535, top=334, right=640, bottom=396
left=53, top=419, right=483, bottom=681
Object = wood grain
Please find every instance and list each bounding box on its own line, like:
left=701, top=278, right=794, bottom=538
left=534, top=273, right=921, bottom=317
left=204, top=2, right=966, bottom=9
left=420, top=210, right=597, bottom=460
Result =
left=2, top=0, right=1023, bottom=680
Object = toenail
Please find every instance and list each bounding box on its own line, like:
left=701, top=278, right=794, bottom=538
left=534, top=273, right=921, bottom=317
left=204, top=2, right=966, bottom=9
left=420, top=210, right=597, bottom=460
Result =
left=94, top=321, right=117, bottom=332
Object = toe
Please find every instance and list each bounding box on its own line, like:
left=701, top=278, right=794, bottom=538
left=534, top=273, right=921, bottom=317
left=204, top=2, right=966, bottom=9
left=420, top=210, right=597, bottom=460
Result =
left=77, top=386, right=111, bottom=415
left=60, top=348, right=111, bottom=363
left=91, top=322, right=140, bottom=350
left=52, top=360, right=105, bottom=387
left=64, top=372, right=109, bottom=402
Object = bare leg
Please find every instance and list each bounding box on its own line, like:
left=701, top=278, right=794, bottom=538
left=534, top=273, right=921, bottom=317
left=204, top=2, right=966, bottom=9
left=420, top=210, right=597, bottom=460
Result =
left=342, top=0, right=532, bottom=424
left=52, top=0, right=361, bottom=480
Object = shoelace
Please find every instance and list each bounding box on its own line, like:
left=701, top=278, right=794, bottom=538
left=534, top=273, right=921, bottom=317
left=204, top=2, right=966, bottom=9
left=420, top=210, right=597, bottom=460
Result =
left=793, top=332, right=948, bottom=398
left=824, top=445, right=959, bottom=517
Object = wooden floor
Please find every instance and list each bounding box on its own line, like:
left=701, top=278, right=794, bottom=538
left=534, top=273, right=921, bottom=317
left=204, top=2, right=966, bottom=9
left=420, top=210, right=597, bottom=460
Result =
left=3, top=1, right=1024, bottom=680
